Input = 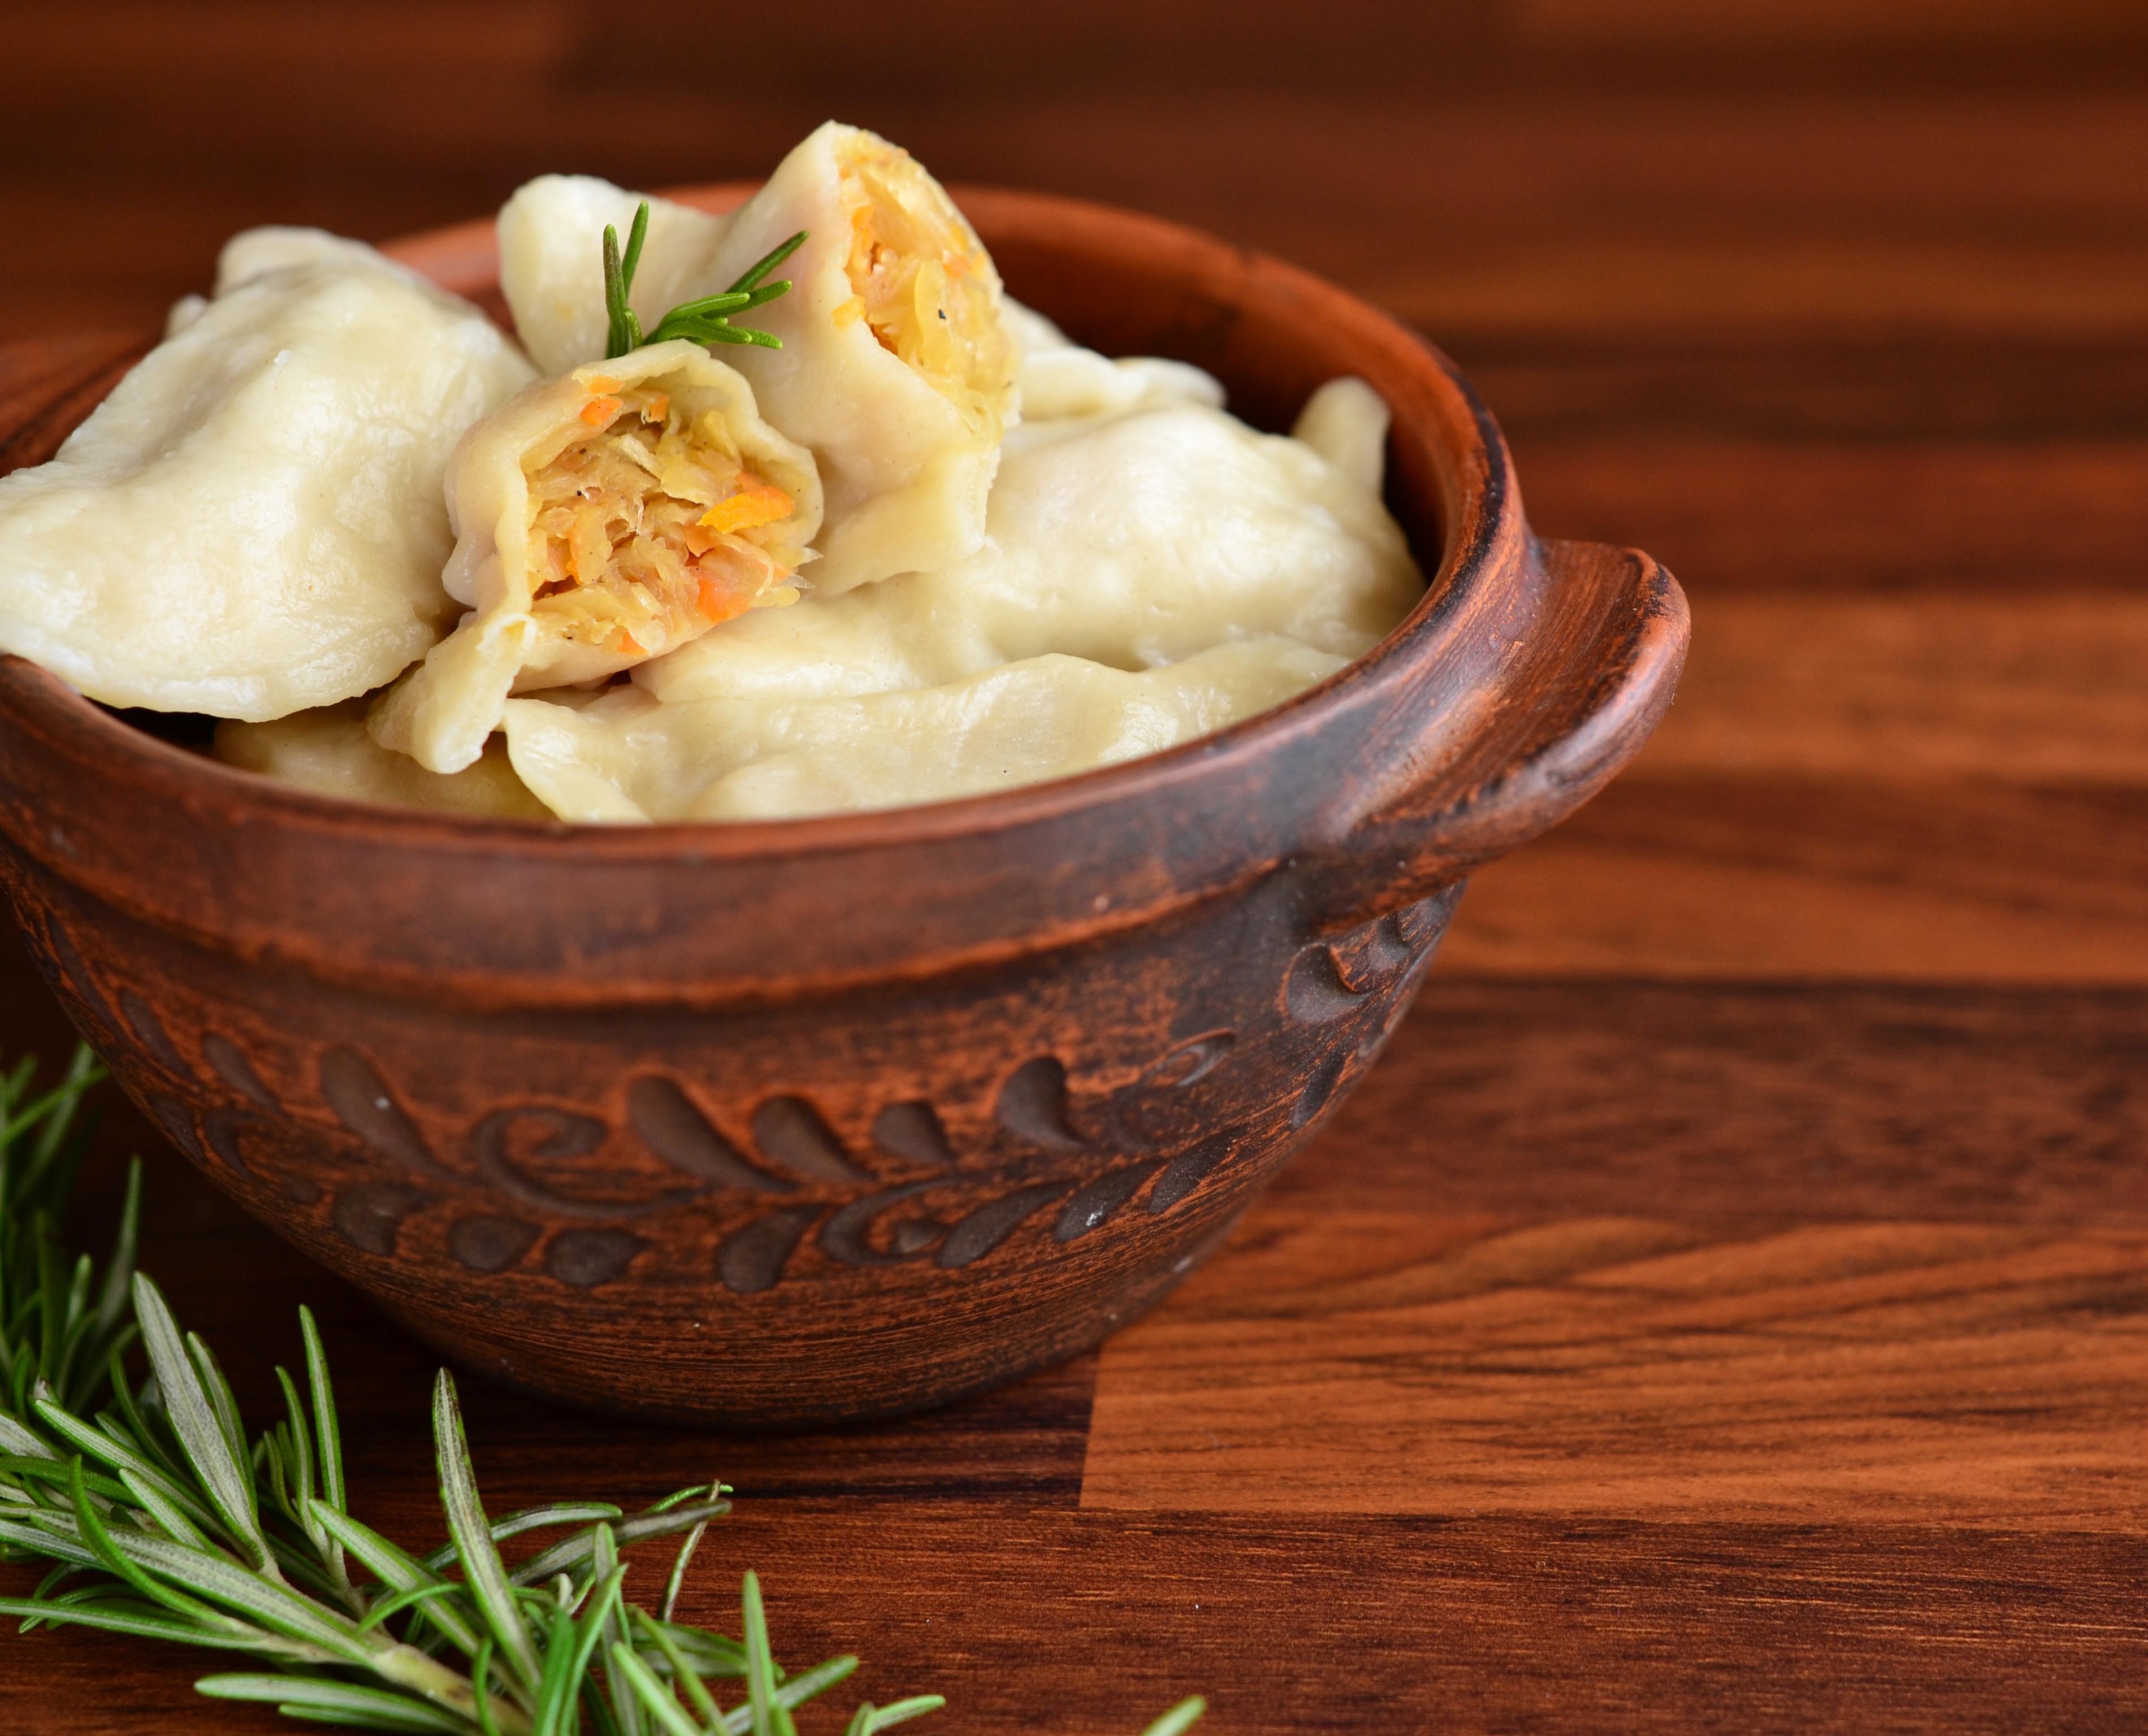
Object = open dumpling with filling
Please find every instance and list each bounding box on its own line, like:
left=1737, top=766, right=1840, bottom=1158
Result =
left=0, top=232, right=535, bottom=720
left=635, top=376, right=1417, bottom=708
left=497, top=127, right=1019, bottom=597
left=367, top=339, right=822, bottom=774
left=698, top=123, right=1016, bottom=592
left=497, top=637, right=1348, bottom=823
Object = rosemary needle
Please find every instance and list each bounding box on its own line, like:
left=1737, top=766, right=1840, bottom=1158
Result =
left=604, top=200, right=808, bottom=360
left=0, top=1043, right=1206, bottom=1734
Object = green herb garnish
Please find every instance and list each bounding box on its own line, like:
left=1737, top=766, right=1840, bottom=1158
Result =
left=0, top=1046, right=1206, bottom=1735
left=0, top=1043, right=126, bottom=1420
left=604, top=201, right=808, bottom=360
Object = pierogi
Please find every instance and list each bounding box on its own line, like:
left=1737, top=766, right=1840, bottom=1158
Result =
left=0, top=233, right=535, bottom=719
left=214, top=342, right=1422, bottom=824
left=1003, top=297, right=1228, bottom=423
left=498, top=177, right=733, bottom=377
left=0, top=119, right=1427, bottom=825
left=499, top=637, right=1348, bottom=823
left=696, top=123, right=1017, bottom=593
left=497, top=128, right=1019, bottom=598
left=216, top=702, right=549, bottom=821
left=368, top=341, right=821, bottom=774
left=634, top=379, right=1414, bottom=708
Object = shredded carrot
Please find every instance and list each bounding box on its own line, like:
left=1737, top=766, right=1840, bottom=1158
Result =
left=832, top=295, right=866, bottom=329
left=697, top=480, right=792, bottom=536
left=584, top=375, right=621, bottom=394
left=580, top=395, right=622, bottom=427
left=616, top=630, right=644, bottom=656
left=695, top=573, right=753, bottom=624
left=643, top=392, right=670, bottom=422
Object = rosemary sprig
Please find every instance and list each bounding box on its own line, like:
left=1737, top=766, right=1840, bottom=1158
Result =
left=0, top=1043, right=128, bottom=1420
left=603, top=201, right=807, bottom=360
left=0, top=1047, right=1207, bottom=1735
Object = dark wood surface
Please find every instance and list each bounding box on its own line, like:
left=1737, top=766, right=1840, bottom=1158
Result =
left=3, top=1, right=2147, bottom=1728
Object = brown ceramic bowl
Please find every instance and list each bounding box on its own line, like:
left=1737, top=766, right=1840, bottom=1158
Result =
left=0, top=188, right=1687, bottom=1427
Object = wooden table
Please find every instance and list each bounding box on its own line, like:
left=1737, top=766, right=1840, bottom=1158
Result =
left=4, top=2, right=2147, bottom=1728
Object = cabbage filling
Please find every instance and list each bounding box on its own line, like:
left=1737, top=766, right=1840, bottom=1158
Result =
left=523, top=379, right=803, bottom=658
left=834, top=135, right=1015, bottom=439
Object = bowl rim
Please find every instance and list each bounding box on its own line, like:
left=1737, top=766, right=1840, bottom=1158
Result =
left=0, top=183, right=1515, bottom=867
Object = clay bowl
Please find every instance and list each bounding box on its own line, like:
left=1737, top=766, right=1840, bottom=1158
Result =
left=0, top=187, right=1687, bottom=1427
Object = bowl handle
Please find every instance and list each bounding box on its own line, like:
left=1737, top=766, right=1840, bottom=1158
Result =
left=1313, top=535, right=1690, bottom=930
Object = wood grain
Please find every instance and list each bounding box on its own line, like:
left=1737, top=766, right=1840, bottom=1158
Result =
left=1517, top=443, right=2148, bottom=592
left=16, top=1507, right=2148, bottom=1732
left=1441, top=777, right=2148, bottom=983
left=4, top=1, right=2147, bottom=1729
left=1646, top=594, right=2148, bottom=777
left=1086, top=982, right=2148, bottom=1521
left=1274, top=982, right=2148, bottom=1225
left=1473, top=335, right=2148, bottom=443
left=1084, top=1210, right=2148, bottom=1521
left=1516, top=0, right=2148, bottom=45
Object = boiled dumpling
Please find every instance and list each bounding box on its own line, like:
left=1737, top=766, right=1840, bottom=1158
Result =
left=498, top=177, right=733, bottom=377
left=0, top=233, right=536, bottom=719
left=215, top=702, right=548, bottom=820
left=1003, top=296, right=1225, bottom=423
left=499, top=637, right=1348, bottom=823
left=494, top=128, right=1019, bottom=596
left=1289, top=375, right=1391, bottom=496
left=214, top=226, right=427, bottom=294
left=635, top=377, right=1415, bottom=707
left=369, top=340, right=822, bottom=774
left=669, top=123, right=1017, bottom=593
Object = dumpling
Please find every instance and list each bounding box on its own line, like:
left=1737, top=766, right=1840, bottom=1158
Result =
left=498, top=177, right=732, bottom=376
left=0, top=235, right=536, bottom=720
left=635, top=380, right=1417, bottom=707
left=215, top=702, right=548, bottom=820
left=214, top=226, right=427, bottom=294
left=367, top=340, right=822, bottom=774
left=678, top=122, right=1018, bottom=593
left=1290, top=375, right=1392, bottom=496
left=499, top=637, right=1349, bottom=823
left=492, top=128, right=1017, bottom=596
left=164, top=227, right=440, bottom=342
left=1003, top=297, right=1225, bottom=423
